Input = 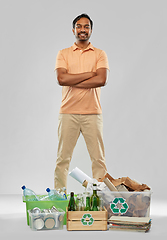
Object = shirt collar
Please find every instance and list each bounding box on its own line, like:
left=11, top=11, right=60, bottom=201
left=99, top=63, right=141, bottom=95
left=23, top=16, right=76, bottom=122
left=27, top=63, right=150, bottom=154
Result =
left=72, top=42, right=94, bottom=51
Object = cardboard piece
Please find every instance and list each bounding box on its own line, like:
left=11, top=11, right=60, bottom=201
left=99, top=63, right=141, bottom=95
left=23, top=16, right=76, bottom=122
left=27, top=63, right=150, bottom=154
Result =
left=108, top=216, right=151, bottom=232
left=101, top=173, right=151, bottom=192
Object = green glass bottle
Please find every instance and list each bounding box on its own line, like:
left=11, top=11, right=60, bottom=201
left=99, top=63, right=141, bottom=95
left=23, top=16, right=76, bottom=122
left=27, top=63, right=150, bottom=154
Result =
left=91, top=196, right=99, bottom=211
left=68, top=192, right=76, bottom=211
left=90, top=184, right=99, bottom=207
left=84, top=196, right=91, bottom=211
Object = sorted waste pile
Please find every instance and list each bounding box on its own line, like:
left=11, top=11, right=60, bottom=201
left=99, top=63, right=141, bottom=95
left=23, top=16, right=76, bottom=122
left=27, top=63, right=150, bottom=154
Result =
left=22, top=167, right=152, bottom=232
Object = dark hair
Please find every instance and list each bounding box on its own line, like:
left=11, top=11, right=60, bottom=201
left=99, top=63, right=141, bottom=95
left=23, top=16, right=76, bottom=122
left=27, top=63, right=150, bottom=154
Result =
left=72, top=13, right=93, bottom=29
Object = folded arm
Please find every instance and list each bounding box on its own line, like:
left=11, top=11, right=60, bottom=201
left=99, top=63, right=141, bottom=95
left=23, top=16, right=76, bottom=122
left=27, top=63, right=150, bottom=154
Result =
left=55, top=68, right=96, bottom=86
left=55, top=68, right=109, bottom=89
left=73, top=68, right=109, bottom=88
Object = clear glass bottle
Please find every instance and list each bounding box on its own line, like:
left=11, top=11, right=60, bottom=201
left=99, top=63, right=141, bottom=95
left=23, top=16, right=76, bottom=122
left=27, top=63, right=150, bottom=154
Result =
left=76, top=193, right=84, bottom=211
left=99, top=196, right=104, bottom=211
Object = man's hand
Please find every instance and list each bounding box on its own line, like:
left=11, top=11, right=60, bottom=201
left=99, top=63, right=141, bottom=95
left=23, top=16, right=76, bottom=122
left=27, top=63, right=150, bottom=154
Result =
left=72, top=68, right=109, bottom=89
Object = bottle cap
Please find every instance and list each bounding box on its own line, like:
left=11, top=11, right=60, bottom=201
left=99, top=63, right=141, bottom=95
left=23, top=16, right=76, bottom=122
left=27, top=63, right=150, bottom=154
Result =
left=21, top=185, right=26, bottom=190
left=82, top=180, right=88, bottom=187
left=46, top=188, right=51, bottom=193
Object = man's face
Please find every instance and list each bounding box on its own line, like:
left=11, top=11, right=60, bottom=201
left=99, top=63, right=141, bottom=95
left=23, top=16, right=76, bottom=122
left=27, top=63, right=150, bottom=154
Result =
left=73, top=17, right=92, bottom=42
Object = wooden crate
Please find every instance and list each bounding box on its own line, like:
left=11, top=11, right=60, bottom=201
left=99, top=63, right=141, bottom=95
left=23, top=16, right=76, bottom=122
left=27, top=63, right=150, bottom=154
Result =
left=66, top=207, right=108, bottom=231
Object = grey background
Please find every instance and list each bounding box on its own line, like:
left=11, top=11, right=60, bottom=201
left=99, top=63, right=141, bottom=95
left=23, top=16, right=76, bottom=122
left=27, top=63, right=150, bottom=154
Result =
left=0, top=0, right=166, bottom=199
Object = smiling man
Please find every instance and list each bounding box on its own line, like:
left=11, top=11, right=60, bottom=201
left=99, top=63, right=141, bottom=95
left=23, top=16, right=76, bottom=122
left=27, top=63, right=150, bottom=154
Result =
left=54, top=13, right=110, bottom=191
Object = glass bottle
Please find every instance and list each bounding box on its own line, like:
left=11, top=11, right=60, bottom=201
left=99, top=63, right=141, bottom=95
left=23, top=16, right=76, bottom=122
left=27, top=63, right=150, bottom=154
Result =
left=84, top=193, right=91, bottom=211
left=90, top=184, right=99, bottom=207
left=76, top=193, right=84, bottom=211
left=68, top=192, right=76, bottom=211
left=91, top=196, right=99, bottom=211
left=99, top=196, right=104, bottom=211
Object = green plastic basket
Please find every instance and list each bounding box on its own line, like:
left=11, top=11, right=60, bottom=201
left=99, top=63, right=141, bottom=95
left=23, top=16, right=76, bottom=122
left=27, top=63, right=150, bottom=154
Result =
left=23, top=195, right=69, bottom=225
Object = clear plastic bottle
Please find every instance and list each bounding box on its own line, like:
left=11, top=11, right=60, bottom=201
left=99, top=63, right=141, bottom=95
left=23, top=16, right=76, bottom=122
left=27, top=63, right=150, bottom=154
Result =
left=21, top=185, right=39, bottom=201
left=38, top=194, right=50, bottom=201
left=57, top=187, right=67, bottom=200
left=46, top=188, right=66, bottom=201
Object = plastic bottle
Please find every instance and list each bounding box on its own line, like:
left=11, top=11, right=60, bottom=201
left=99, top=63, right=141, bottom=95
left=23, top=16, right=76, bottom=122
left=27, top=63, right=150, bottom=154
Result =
left=21, top=185, right=39, bottom=201
left=38, top=194, right=50, bottom=201
left=57, top=187, right=67, bottom=200
left=46, top=188, right=65, bottom=201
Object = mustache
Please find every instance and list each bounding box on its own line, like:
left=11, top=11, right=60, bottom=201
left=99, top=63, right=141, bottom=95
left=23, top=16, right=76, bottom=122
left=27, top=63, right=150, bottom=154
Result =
left=78, top=32, right=87, bottom=35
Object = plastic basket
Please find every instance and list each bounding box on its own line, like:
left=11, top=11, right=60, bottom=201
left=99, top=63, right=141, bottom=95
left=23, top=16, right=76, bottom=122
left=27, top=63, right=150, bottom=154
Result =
left=23, top=195, right=68, bottom=225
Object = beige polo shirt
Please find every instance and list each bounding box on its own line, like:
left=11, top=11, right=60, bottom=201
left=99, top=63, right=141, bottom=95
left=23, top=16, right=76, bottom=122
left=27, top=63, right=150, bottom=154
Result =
left=55, top=43, right=109, bottom=114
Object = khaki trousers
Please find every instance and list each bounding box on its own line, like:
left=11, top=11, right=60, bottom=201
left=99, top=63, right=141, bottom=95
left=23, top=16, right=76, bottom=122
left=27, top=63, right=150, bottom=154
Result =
left=54, top=114, right=107, bottom=190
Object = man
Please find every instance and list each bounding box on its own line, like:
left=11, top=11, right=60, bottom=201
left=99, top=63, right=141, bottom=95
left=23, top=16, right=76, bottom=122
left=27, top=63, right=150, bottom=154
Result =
left=54, top=13, right=110, bottom=190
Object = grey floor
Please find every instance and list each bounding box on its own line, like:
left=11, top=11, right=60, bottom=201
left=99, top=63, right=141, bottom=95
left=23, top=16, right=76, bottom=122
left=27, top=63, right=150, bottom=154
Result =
left=0, top=195, right=166, bottom=239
